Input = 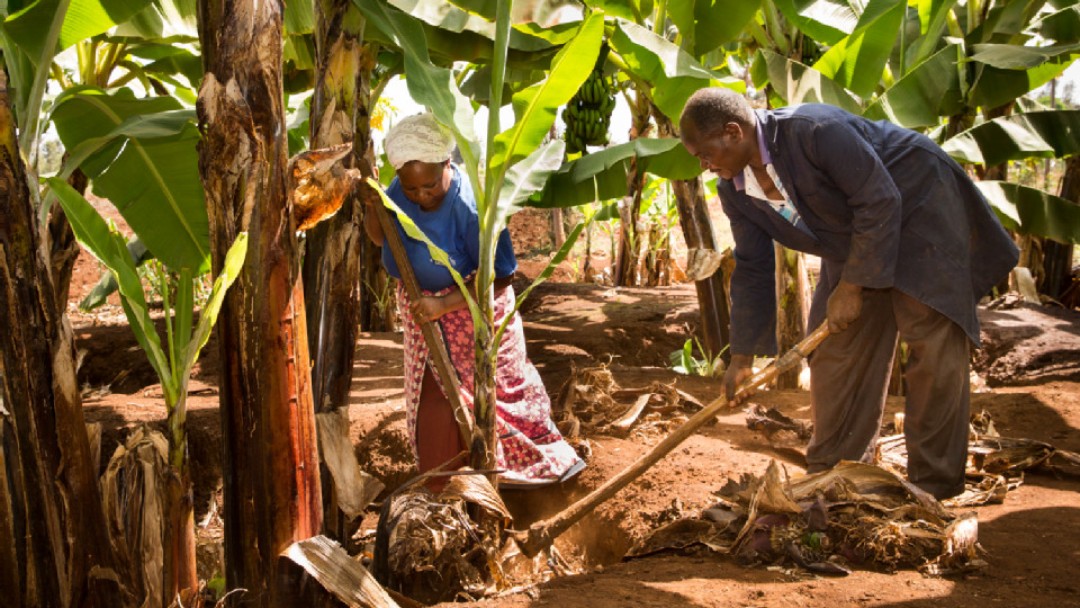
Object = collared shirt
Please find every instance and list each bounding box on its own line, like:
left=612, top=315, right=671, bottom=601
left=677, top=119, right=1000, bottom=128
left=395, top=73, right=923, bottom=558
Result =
left=732, top=122, right=813, bottom=236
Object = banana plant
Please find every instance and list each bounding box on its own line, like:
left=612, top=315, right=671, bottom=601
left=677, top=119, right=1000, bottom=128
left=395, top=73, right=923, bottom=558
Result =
left=50, top=177, right=247, bottom=607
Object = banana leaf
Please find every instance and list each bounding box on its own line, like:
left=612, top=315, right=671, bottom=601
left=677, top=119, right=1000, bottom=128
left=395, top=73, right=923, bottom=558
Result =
left=79, top=236, right=152, bottom=311
left=2, top=0, right=153, bottom=58
left=531, top=137, right=702, bottom=209
left=492, top=139, right=565, bottom=234
left=864, top=44, right=965, bottom=128
left=977, top=180, right=1080, bottom=244
left=667, top=0, right=761, bottom=58
left=772, top=0, right=861, bottom=45
left=750, top=49, right=863, bottom=115
left=388, top=0, right=564, bottom=52
left=489, top=12, right=602, bottom=171
left=942, top=110, right=1080, bottom=165
left=969, top=42, right=1080, bottom=70
left=970, top=58, right=1074, bottom=111
left=353, top=0, right=481, bottom=188
left=812, top=0, right=905, bottom=97
left=48, top=177, right=171, bottom=394
left=1035, top=4, right=1080, bottom=43
left=610, top=18, right=718, bottom=121
left=50, top=87, right=209, bottom=272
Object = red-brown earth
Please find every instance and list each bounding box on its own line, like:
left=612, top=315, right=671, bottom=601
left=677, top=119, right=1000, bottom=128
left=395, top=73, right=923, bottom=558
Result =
left=69, top=205, right=1080, bottom=608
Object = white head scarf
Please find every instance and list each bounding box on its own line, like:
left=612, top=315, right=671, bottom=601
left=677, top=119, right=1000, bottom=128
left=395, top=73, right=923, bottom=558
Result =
left=384, top=113, right=456, bottom=170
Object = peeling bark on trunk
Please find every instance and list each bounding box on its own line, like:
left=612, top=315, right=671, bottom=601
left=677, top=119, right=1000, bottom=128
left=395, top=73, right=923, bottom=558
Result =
left=303, top=0, right=375, bottom=544
left=774, top=245, right=809, bottom=389
left=46, top=168, right=87, bottom=312
left=654, top=114, right=730, bottom=358
left=0, top=70, right=125, bottom=608
left=196, top=1, right=323, bottom=604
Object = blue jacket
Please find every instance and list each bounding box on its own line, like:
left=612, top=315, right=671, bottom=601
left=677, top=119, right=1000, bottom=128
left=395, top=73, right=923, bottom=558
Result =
left=717, top=105, right=1019, bottom=355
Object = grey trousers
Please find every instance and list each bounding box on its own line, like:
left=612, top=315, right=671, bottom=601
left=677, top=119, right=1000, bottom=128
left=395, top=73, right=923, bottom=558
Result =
left=806, top=289, right=970, bottom=499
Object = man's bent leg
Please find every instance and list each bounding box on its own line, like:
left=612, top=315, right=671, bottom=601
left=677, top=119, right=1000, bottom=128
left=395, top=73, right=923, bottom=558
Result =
left=806, top=289, right=898, bottom=472
left=893, top=291, right=970, bottom=500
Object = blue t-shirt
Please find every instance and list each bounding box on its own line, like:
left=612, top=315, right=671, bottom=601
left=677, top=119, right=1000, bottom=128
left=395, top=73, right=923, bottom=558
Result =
left=381, top=164, right=518, bottom=292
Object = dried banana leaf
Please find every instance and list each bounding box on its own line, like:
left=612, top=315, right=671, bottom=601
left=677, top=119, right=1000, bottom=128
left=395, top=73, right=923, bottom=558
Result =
left=376, top=473, right=510, bottom=604
left=631, top=460, right=977, bottom=575
left=100, top=425, right=169, bottom=608
left=745, top=404, right=813, bottom=447
left=284, top=535, right=399, bottom=608
left=316, top=409, right=385, bottom=519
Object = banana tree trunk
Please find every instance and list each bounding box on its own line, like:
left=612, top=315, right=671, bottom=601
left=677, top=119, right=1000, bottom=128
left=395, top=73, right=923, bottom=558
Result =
left=303, top=0, right=375, bottom=542
left=163, top=390, right=198, bottom=608
left=196, top=1, right=323, bottom=604
left=654, top=114, right=730, bottom=358
left=470, top=305, right=499, bottom=480
left=1041, top=156, right=1079, bottom=299
left=613, top=91, right=651, bottom=287
left=774, top=244, right=810, bottom=389
left=0, top=70, right=126, bottom=608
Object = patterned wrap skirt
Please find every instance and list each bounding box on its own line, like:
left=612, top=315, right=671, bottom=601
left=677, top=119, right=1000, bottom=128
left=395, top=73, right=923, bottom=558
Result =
left=398, top=283, right=584, bottom=486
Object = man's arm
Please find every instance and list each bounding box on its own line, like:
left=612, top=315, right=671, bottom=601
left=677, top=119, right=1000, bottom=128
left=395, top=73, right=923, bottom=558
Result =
left=719, top=185, right=778, bottom=357
left=801, top=116, right=902, bottom=290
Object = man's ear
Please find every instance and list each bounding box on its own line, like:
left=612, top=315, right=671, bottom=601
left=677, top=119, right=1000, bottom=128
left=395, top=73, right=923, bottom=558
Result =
left=722, top=121, right=746, bottom=142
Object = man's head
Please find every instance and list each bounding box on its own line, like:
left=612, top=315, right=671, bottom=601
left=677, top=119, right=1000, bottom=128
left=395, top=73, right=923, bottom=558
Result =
left=384, top=113, right=455, bottom=210
left=679, top=88, right=757, bottom=180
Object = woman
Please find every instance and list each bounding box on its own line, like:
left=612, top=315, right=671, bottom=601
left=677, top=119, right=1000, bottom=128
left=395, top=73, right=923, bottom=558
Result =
left=362, top=113, right=584, bottom=488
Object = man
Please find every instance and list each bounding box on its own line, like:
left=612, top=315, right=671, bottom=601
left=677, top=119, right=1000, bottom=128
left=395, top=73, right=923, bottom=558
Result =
left=679, top=88, right=1018, bottom=499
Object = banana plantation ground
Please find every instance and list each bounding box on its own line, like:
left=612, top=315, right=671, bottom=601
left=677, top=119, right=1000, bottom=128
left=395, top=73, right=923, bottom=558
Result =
left=72, top=206, right=1080, bottom=608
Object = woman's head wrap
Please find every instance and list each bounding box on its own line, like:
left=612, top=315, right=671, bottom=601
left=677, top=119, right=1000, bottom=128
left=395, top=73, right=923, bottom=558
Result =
left=384, top=113, right=456, bottom=170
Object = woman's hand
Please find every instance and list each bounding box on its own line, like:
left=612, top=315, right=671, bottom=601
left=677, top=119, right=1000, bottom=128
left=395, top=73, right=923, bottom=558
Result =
left=411, top=295, right=450, bottom=324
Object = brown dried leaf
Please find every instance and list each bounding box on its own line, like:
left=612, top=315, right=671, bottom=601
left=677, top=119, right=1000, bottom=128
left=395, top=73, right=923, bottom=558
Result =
left=288, top=143, right=359, bottom=231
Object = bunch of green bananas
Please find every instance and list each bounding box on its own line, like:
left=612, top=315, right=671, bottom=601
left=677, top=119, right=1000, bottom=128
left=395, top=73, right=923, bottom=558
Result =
left=562, top=52, right=615, bottom=154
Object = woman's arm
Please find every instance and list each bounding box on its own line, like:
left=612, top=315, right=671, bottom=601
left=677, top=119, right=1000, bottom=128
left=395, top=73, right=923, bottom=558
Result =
left=410, top=275, right=514, bottom=324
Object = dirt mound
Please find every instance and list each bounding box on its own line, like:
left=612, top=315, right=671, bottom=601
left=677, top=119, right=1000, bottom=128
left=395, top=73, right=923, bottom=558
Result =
left=977, top=302, right=1080, bottom=385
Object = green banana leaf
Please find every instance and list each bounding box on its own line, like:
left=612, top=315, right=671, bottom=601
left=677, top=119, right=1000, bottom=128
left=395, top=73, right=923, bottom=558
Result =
left=772, top=0, right=860, bottom=45
left=353, top=0, right=482, bottom=187
left=180, top=232, right=247, bottom=378
left=48, top=177, right=171, bottom=393
left=1035, top=4, right=1080, bottom=43
left=750, top=49, right=863, bottom=115
left=79, top=235, right=152, bottom=311
left=812, top=0, right=905, bottom=97
left=610, top=18, right=717, bottom=121
left=284, top=0, right=313, bottom=35
left=667, top=0, right=761, bottom=58
left=3, top=0, right=152, bottom=59
left=969, top=58, right=1074, bottom=111
left=359, top=0, right=557, bottom=70
left=977, top=180, right=1080, bottom=245
left=969, top=42, right=1080, bottom=70
left=50, top=87, right=209, bottom=273
left=492, top=139, right=565, bottom=234
left=531, top=137, right=703, bottom=209
left=490, top=12, right=602, bottom=170
left=388, top=0, right=564, bottom=52
left=909, top=0, right=958, bottom=68
left=864, top=44, right=964, bottom=128
left=942, top=110, right=1080, bottom=165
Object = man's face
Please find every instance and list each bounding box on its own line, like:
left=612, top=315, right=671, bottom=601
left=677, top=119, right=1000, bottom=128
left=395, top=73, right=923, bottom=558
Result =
left=680, top=121, right=752, bottom=181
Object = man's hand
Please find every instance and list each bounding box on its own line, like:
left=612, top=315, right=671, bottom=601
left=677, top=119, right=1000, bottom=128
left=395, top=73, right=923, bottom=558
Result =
left=826, top=280, right=863, bottom=333
left=724, top=354, right=756, bottom=403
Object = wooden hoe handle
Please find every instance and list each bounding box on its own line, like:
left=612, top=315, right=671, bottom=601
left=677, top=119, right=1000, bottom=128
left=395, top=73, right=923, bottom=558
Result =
left=512, top=323, right=831, bottom=557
